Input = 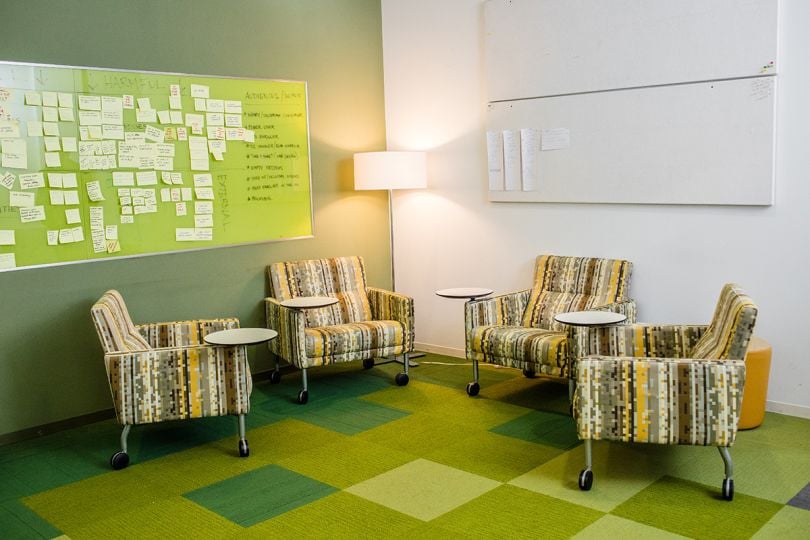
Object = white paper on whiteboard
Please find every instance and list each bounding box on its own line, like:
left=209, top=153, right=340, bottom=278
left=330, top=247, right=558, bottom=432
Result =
left=541, top=128, right=570, bottom=150
left=502, top=129, right=522, bottom=191
left=520, top=128, right=540, bottom=191
left=486, top=131, right=504, bottom=191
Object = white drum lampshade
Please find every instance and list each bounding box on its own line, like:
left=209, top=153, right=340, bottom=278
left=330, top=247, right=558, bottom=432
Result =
left=353, top=151, right=427, bottom=190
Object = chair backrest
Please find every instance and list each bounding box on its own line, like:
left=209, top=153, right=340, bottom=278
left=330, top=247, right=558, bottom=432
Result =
left=690, top=283, right=757, bottom=360
left=90, top=290, right=152, bottom=353
left=521, top=255, right=633, bottom=331
left=267, top=256, right=372, bottom=327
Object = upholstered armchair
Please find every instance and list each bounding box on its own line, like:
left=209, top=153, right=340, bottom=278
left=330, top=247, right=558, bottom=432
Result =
left=573, top=283, right=757, bottom=501
left=265, top=256, right=414, bottom=404
left=90, top=290, right=253, bottom=470
left=465, top=255, right=635, bottom=397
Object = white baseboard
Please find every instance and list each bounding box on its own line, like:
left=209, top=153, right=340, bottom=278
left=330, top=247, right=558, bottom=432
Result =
left=766, top=400, right=810, bottom=419
left=414, top=342, right=465, bottom=359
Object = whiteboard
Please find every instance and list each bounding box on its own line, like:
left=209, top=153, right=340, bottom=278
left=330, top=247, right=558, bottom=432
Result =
left=487, top=78, right=776, bottom=205
left=0, top=61, right=313, bottom=272
left=485, top=0, right=778, bottom=102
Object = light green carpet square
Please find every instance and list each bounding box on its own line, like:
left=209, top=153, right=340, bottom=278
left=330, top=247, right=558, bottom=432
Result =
left=345, top=458, right=500, bottom=521
left=752, top=505, right=810, bottom=539
left=509, top=440, right=665, bottom=512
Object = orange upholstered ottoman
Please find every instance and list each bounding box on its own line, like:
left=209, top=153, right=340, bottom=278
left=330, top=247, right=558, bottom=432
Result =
left=739, top=336, right=772, bottom=430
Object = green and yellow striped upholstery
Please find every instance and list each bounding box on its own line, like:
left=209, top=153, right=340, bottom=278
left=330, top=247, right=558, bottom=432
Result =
left=466, top=255, right=635, bottom=378
left=522, top=255, right=633, bottom=331
left=91, top=290, right=252, bottom=426
left=266, top=257, right=414, bottom=369
left=267, top=257, right=373, bottom=328
left=574, top=283, right=757, bottom=447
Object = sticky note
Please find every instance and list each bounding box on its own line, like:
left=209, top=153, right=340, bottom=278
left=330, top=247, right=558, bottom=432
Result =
left=19, top=206, right=46, bottom=222
left=45, top=152, right=61, bottom=167
left=65, top=208, right=81, bottom=224
left=190, top=84, right=209, bottom=98
left=9, top=191, right=35, bottom=207
left=19, top=173, right=45, bottom=190
left=47, top=230, right=59, bottom=246
left=0, top=230, right=15, bottom=246
left=0, top=253, right=16, bottom=270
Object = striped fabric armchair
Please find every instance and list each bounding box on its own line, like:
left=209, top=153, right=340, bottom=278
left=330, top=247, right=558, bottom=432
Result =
left=573, top=283, right=757, bottom=501
left=265, top=256, right=414, bottom=404
left=465, top=254, right=635, bottom=397
left=91, top=290, right=252, bottom=470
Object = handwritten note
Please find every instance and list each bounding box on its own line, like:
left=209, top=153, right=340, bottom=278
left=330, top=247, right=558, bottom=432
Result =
left=486, top=131, right=504, bottom=191
left=502, top=129, right=522, bottom=191
left=520, top=128, right=540, bottom=191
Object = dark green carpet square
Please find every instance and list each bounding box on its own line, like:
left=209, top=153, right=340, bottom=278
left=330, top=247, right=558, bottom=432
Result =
left=184, top=464, right=337, bottom=527
left=293, top=398, right=410, bottom=435
left=0, top=499, right=62, bottom=539
left=489, top=410, right=580, bottom=449
left=611, top=475, right=783, bottom=539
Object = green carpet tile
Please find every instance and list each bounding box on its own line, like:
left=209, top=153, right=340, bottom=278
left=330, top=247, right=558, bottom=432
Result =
left=0, top=352, right=808, bottom=538
left=184, top=464, right=338, bottom=527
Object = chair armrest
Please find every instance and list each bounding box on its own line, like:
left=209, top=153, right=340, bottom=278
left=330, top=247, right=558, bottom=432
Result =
left=465, top=289, right=530, bottom=329
left=104, top=344, right=251, bottom=425
left=575, top=355, right=745, bottom=446
left=366, top=287, right=414, bottom=325
left=367, top=287, right=415, bottom=351
left=592, top=299, right=638, bottom=323
left=265, top=297, right=307, bottom=366
left=136, top=318, right=240, bottom=348
left=572, top=323, right=708, bottom=359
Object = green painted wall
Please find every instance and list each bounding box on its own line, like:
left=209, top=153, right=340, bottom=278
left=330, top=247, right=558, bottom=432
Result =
left=0, top=0, right=390, bottom=437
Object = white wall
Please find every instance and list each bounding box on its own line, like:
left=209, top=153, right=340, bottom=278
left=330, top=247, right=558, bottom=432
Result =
left=381, top=0, right=810, bottom=417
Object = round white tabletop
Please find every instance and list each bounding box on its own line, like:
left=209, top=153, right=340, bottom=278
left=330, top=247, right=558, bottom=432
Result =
left=279, top=296, right=339, bottom=309
left=553, top=311, right=627, bottom=327
left=435, top=287, right=494, bottom=300
left=204, top=328, right=278, bottom=346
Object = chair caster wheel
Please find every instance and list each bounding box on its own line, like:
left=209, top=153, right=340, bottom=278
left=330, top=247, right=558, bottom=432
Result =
left=363, top=359, right=375, bottom=370
left=238, top=439, right=250, bottom=457
left=269, top=370, right=281, bottom=384
left=297, top=389, right=309, bottom=404
left=578, top=469, right=593, bottom=491
left=722, top=478, right=734, bottom=501
left=395, top=373, right=409, bottom=386
left=522, top=368, right=536, bottom=378
left=466, top=382, right=480, bottom=397
left=110, top=451, right=130, bottom=470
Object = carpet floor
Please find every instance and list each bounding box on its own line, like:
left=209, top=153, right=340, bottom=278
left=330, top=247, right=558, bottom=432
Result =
left=1, top=353, right=809, bottom=539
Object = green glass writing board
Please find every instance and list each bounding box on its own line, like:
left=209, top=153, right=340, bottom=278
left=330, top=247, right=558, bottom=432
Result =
left=0, top=61, right=313, bottom=271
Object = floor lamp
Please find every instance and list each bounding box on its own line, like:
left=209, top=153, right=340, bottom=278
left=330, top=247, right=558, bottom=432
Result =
left=354, top=151, right=427, bottom=365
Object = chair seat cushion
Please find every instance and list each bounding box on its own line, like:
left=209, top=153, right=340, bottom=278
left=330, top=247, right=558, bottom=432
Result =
left=305, top=320, right=406, bottom=358
left=469, top=325, right=568, bottom=373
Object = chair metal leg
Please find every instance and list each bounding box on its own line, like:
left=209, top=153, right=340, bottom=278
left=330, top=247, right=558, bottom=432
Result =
left=718, top=446, right=735, bottom=501
left=394, top=353, right=410, bottom=386
left=110, top=424, right=132, bottom=470
left=466, top=359, right=481, bottom=396
left=578, top=439, right=594, bottom=491
left=295, top=368, right=310, bottom=404
left=237, top=414, right=249, bottom=457
left=120, top=424, right=131, bottom=454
